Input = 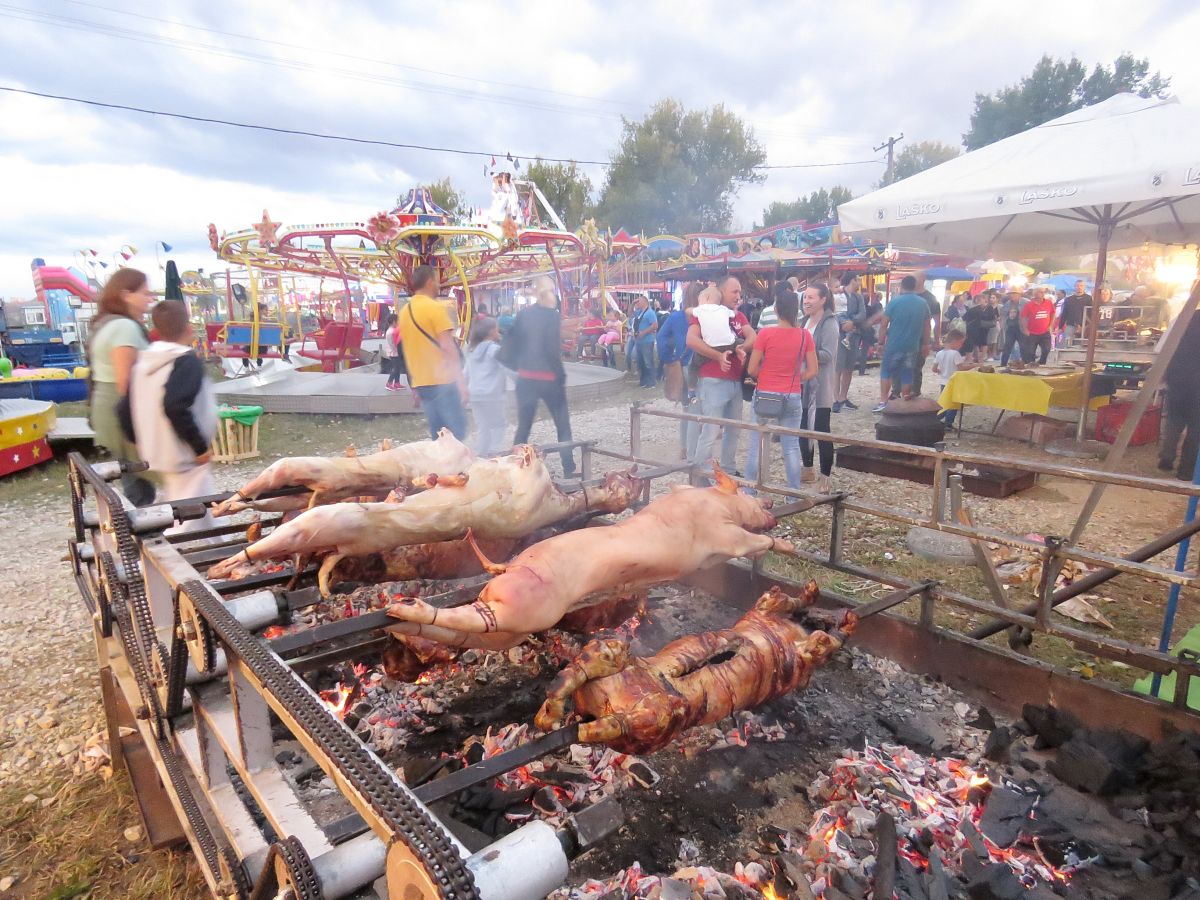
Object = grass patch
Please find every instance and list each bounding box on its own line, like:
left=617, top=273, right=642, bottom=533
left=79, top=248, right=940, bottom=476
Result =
left=0, top=769, right=206, bottom=899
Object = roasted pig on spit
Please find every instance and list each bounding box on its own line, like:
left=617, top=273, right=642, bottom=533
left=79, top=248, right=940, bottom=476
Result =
left=534, top=582, right=855, bottom=754
left=384, top=465, right=801, bottom=653
left=207, top=446, right=639, bottom=594
left=212, top=429, right=476, bottom=516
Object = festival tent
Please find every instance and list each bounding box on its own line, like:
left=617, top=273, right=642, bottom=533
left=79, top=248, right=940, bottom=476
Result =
left=837, top=94, right=1200, bottom=259
left=837, top=92, right=1200, bottom=443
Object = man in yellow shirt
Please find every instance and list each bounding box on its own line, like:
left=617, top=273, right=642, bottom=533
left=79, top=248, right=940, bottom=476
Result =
left=398, top=265, right=468, bottom=439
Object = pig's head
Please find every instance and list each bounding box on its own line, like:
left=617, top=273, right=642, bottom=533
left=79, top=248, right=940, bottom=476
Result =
left=590, top=469, right=642, bottom=513
left=711, top=464, right=778, bottom=532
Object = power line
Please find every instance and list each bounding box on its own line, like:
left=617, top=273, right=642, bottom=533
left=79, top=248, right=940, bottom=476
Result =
left=7, top=2, right=881, bottom=148
left=0, top=85, right=885, bottom=171
left=0, top=4, right=627, bottom=123
left=57, top=0, right=643, bottom=110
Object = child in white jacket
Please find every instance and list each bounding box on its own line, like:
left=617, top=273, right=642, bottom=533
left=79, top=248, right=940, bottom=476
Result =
left=119, top=300, right=218, bottom=532
left=464, top=317, right=510, bottom=456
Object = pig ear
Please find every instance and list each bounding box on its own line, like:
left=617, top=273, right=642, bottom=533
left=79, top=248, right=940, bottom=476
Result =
left=712, top=463, right=738, bottom=495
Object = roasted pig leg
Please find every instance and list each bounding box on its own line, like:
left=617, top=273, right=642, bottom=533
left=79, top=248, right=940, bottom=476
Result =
left=385, top=465, right=799, bottom=651
left=207, top=448, right=638, bottom=593
left=212, top=429, right=476, bottom=516
left=534, top=583, right=856, bottom=754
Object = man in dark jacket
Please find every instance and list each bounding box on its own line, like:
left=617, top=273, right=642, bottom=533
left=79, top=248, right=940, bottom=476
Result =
left=503, top=277, right=576, bottom=476
left=1159, top=309, right=1200, bottom=481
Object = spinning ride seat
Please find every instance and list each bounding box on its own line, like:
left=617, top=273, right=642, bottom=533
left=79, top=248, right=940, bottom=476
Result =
left=212, top=321, right=287, bottom=361
left=294, top=321, right=365, bottom=372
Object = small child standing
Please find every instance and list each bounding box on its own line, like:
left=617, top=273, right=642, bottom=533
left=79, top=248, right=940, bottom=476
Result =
left=933, top=331, right=975, bottom=427
left=687, top=285, right=741, bottom=389
left=119, top=300, right=218, bottom=533
left=464, top=317, right=510, bottom=456
left=381, top=313, right=405, bottom=391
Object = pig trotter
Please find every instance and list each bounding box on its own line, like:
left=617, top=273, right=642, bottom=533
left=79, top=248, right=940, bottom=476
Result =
left=465, top=528, right=508, bottom=575
left=536, top=637, right=631, bottom=731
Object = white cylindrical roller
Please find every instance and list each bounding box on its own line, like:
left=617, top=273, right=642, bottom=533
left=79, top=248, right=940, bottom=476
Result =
left=467, top=820, right=570, bottom=900
left=223, top=590, right=280, bottom=630
left=312, top=833, right=387, bottom=899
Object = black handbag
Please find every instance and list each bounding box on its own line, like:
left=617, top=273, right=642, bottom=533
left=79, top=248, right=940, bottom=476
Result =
left=751, top=330, right=808, bottom=418
left=752, top=389, right=786, bottom=418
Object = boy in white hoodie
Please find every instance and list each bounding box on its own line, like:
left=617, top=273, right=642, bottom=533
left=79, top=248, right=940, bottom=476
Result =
left=119, top=300, right=218, bottom=532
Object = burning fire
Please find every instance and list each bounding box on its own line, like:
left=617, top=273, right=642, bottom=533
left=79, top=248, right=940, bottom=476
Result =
left=760, top=884, right=782, bottom=900
left=319, top=683, right=354, bottom=719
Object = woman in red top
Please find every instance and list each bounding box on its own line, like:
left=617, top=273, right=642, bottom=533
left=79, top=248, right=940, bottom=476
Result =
left=743, top=289, right=818, bottom=490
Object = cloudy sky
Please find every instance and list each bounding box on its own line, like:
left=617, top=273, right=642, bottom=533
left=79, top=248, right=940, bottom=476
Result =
left=0, top=0, right=1195, bottom=296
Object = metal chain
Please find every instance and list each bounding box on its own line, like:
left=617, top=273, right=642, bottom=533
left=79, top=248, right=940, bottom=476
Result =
left=75, top=462, right=243, bottom=897
left=181, top=579, right=481, bottom=900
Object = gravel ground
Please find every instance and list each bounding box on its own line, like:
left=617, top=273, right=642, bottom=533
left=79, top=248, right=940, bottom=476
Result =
left=0, top=362, right=1193, bottom=787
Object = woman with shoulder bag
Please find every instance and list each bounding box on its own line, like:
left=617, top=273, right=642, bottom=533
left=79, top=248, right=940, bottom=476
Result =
left=801, top=283, right=840, bottom=494
left=743, top=288, right=817, bottom=491
left=88, top=268, right=156, bottom=506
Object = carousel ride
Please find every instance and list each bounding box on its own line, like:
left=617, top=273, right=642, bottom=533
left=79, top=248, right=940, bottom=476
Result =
left=206, top=169, right=624, bottom=415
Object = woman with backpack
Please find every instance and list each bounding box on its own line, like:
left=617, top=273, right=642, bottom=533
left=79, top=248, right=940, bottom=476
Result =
left=87, top=268, right=156, bottom=506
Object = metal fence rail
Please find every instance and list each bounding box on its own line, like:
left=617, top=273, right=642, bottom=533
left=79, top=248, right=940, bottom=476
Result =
left=595, top=403, right=1200, bottom=711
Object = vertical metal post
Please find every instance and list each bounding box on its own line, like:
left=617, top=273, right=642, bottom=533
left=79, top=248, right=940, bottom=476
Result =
left=630, top=402, right=642, bottom=462
left=829, top=499, right=844, bottom=565
left=1151, top=448, right=1200, bottom=697
left=229, top=662, right=273, bottom=771
left=755, top=427, right=767, bottom=494
left=581, top=443, right=593, bottom=482
left=1075, top=214, right=1112, bottom=440
left=919, top=586, right=935, bottom=631
left=931, top=452, right=947, bottom=524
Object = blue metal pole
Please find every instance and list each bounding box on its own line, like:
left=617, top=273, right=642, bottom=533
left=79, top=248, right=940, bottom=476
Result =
left=1151, top=442, right=1200, bottom=696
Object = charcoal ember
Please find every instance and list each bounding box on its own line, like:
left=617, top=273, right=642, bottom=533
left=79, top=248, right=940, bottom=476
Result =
left=832, top=869, right=868, bottom=899
left=532, top=786, right=567, bottom=816
left=896, top=855, right=929, bottom=900
left=1021, top=704, right=1081, bottom=749
left=876, top=713, right=936, bottom=753
left=965, top=862, right=1025, bottom=899
left=968, top=706, right=997, bottom=731
left=459, top=784, right=535, bottom=812
left=1047, top=728, right=1146, bottom=796
left=978, top=786, right=1037, bottom=848
left=983, top=725, right=1014, bottom=761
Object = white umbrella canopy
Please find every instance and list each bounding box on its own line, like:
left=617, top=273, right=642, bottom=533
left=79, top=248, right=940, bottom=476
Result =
left=837, top=94, right=1200, bottom=258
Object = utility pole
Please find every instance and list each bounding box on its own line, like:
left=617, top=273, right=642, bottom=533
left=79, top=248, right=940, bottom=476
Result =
left=875, top=133, right=904, bottom=185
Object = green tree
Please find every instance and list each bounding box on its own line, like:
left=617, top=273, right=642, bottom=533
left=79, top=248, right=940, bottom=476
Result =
left=761, top=186, right=853, bottom=227
left=405, top=177, right=466, bottom=217
left=523, top=159, right=594, bottom=230
left=880, top=140, right=960, bottom=186
left=964, top=53, right=1171, bottom=149
left=596, top=99, right=765, bottom=234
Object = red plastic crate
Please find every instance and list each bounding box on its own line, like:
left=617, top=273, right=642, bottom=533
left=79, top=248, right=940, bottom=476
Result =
left=1094, top=400, right=1161, bottom=446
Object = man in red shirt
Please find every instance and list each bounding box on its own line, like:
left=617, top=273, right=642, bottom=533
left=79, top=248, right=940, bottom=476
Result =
left=686, top=275, right=756, bottom=479
left=1019, top=287, right=1056, bottom=365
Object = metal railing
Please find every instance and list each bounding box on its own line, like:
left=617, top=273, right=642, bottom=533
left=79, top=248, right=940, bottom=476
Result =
left=587, top=403, right=1200, bottom=711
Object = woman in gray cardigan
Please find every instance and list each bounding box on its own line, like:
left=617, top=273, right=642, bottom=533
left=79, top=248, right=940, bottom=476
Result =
left=800, top=283, right=840, bottom=494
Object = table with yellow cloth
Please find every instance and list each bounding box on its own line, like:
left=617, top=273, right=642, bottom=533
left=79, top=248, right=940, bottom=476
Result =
left=938, top=370, right=1106, bottom=425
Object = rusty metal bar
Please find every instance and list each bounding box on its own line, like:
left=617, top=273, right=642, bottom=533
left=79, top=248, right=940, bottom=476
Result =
left=636, top=405, right=1200, bottom=499
left=969, top=516, right=1200, bottom=640
left=776, top=545, right=1200, bottom=682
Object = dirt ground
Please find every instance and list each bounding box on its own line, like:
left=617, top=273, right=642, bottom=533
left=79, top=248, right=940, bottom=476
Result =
left=0, top=360, right=1195, bottom=897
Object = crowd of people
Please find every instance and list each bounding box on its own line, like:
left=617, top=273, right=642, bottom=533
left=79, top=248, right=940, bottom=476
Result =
left=86, top=266, right=1198, bottom=520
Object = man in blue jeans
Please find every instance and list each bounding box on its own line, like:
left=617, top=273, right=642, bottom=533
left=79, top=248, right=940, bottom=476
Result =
left=875, top=274, right=931, bottom=411
left=686, top=275, right=756, bottom=478
left=397, top=264, right=469, bottom=439
left=630, top=294, right=659, bottom=387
